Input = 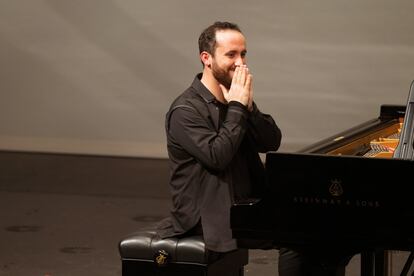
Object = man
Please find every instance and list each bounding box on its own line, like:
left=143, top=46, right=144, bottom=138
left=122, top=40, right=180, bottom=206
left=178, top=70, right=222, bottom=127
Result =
left=157, top=21, right=353, bottom=276
left=157, top=21, right=282, bottom=253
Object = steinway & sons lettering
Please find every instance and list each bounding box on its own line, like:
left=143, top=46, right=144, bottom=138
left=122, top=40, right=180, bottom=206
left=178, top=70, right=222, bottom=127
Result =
left=293, top=196, right=380, bottom=208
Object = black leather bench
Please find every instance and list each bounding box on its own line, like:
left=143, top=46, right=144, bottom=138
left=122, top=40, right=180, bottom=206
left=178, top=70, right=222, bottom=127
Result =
left=118, top=230, right=248, bottom=276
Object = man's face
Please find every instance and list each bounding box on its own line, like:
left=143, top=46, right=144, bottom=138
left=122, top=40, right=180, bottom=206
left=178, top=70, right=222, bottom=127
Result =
left=210, top=30, right=247, bottom=89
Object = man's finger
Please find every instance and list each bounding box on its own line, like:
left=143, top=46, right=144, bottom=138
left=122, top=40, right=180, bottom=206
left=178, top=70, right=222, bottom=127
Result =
left=232, top=66, right=241, bottom=86
left=245, top=73, right=252, bottom=90
left=235, top=65, right=247, bottom=86
left=239, top=66, right=247, bottom=86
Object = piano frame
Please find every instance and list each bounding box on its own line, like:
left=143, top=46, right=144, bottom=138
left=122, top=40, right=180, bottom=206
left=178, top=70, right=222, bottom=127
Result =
left=299, top=104, right=405, bottom=156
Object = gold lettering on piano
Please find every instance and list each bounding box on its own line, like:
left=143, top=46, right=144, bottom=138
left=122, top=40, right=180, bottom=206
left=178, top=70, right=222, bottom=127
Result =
left=293, top=196, right=380, bottom=208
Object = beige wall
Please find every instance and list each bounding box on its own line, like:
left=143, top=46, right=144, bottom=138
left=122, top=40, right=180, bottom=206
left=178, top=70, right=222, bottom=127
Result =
left=1, top=0, right=414, bottom=157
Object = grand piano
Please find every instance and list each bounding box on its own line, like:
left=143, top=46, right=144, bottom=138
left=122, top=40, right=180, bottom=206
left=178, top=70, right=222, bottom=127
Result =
left=231, top=81, right=414, bottom=276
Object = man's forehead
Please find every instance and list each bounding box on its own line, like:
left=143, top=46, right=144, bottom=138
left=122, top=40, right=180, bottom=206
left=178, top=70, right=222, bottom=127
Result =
left=215, top=30, right=246, bottom=50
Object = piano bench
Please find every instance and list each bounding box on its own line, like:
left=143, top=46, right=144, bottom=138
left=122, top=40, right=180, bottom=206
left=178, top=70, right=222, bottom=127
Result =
left=118, top=230, right=248, bottom=276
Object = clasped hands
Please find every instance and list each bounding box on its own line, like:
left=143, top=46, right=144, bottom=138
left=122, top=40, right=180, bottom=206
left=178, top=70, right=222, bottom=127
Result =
left=220, top=65, right=253, bottom=112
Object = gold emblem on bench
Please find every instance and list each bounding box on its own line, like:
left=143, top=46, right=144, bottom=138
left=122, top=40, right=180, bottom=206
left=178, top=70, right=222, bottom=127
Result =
left=154, top=249, right=170, bottom=267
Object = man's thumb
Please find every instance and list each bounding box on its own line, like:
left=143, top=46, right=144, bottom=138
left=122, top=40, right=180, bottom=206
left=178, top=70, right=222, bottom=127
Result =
left=219, top=84, right=228, bottom=94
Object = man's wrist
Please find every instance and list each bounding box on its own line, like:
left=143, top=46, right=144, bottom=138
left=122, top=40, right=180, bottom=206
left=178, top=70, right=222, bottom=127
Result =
left=228, top=100, right=248, bottom=110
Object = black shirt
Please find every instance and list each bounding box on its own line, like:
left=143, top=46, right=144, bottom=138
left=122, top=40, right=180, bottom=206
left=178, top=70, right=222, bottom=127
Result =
left=158, top=74, right=282, bottom=252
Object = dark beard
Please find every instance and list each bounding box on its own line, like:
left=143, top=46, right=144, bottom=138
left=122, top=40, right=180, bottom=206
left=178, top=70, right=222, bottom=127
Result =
left=212, top=65, right=233, bottom=90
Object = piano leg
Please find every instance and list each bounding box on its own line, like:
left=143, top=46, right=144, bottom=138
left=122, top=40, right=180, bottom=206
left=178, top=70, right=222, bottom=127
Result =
left=361, top=250, right=389, bottom=276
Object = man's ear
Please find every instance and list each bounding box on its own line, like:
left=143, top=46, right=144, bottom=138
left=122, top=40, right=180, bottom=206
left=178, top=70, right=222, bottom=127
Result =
left=200, top=51, right=211, bottom=68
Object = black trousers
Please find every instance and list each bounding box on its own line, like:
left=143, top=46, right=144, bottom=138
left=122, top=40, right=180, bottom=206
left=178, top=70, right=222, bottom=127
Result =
left=278, top=248, right=353, bottom=276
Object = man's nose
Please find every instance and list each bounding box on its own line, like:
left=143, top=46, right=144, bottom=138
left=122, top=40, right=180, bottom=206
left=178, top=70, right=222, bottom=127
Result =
left=235, top=56, right=246, bottom=66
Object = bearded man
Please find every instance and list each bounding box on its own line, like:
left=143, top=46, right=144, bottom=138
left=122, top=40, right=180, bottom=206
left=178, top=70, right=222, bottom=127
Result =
left=157, top=20, right=281, bottom=253
left=157, top=21, right=354, bottom=276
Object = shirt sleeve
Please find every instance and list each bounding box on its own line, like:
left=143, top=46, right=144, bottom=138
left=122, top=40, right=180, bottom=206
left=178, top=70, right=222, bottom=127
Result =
left=245, top=102, right=282, bottom=153
left=167, top=102, right=249, bottom=172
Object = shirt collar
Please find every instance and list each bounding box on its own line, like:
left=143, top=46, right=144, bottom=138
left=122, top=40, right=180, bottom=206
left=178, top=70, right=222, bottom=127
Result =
left=191, top=73, right=217, bottom=103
